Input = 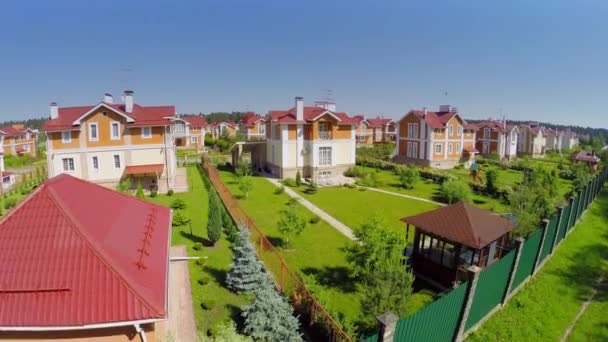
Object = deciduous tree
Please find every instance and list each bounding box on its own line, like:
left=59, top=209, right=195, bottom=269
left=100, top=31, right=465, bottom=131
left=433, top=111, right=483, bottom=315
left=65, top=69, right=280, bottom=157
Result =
left=277, top=200, right=307, bottom=247
left=440, top=179, right=472, bottom=204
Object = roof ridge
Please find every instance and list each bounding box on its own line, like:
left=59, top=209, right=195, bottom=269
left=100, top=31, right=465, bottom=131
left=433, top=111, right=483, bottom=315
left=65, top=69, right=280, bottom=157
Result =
left=460, top=202, right=480, bottom=247
left=44, top=180, right=164, bottom=317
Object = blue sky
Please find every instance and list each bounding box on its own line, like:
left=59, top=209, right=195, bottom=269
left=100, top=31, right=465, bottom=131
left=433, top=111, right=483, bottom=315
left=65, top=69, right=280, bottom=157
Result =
left=1, top=0, right=607, bottom=128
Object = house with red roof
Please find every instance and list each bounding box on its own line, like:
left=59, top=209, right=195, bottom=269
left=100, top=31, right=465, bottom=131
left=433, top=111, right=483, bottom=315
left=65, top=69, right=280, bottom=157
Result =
left=395, top=105, right=477, bottom=169
left=0, top=173, right=171, bottom=341
left=43, top=91, right=180, bottom=193
left=265, top=97, right=357, bottom=181
left=517, top=124, right=547, bottom=158
left=573, top=150, right=601, bottom=171
left=171, top=115, right=207, bottom=150
left=208, top=121, right=237, bottom=140
left=0, top=124, right=39, bottom=157
left=474, top=120, right=519, bottom=160
left=366, top=117, right=397, bottom=143
left=238, top=112, right=266, bottom=140
left=353, top=115, right=373, bottom=145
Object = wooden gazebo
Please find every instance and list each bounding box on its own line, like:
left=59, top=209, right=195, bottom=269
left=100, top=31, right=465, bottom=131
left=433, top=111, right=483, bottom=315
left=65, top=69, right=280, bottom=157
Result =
left=402, top=202, right=514, bottom=288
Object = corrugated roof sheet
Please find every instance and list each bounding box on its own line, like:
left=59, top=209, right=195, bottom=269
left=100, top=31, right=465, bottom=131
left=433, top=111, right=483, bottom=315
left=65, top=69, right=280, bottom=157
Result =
left=0, top=174, right=171, bottom=327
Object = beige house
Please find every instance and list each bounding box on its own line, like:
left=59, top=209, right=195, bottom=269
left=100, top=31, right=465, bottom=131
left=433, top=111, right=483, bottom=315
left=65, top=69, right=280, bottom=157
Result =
left=517, top=124, right=546, bottom=158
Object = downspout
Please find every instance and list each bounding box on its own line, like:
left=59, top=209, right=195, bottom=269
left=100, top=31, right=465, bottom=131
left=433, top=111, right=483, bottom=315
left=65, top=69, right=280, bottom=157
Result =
left=134, top=324, right=148, bottom=342
left=164, top=126, right=170, bottom=191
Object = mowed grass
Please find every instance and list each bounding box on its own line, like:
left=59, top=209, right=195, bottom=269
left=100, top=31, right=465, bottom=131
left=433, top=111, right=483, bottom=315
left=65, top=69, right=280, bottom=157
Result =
left=217, top=170, right=363, bottom=321
left=568, top=278, right=608, bottom=341
left=467, top=187, right=608, bottom=341
left=148, top=166, right=250, bottom=334
left=294, top=185, right=439, bottom=242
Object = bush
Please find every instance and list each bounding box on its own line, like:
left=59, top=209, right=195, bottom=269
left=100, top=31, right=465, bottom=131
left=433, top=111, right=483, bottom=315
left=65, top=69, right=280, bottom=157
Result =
left=344, top=166, right=367, bottom=178
left=440, top=179, right=472, bottom=204
left=343, top=183, right=356, bottom=189
left=295, top=170, right=302, bottom=186
left=274, top=185, right=286, bottom=195
left=193, top=242, right=203, bottom=251
left=281, top=178, right=297, bottom=187
left=4, top=197, right=17, bottom=209
left=309, top=215, right=321, bottom=224
left=167, top=189, right=174, bottom=196
left=394, top=165, right=419, bottom=189
left=357, top=143, right=395, bottom=160
left=358, top=170, right=384, bottom=188
left=172, top=210, right=189, bottom=226
left=20, top=186, right=32, bottom=196
left=197, top=275, right=211, bottom=286
left=135, top=181, right=145, bottom=199
left=304, top=182, right=318, bottom=194
left=201, top=298, right=217, bottom=310
left=150, top=189, right=158, bottom=198
left=170, top=198, right=187, bottom=210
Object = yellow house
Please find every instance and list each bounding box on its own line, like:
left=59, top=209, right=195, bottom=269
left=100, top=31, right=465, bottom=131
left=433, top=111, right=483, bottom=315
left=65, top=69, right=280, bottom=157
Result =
left=0, top=124, right=38, bottom=157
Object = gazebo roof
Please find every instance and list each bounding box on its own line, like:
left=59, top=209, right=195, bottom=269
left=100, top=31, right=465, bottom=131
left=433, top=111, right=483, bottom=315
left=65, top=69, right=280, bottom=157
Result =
left=401, top=202, right=514, bottom=249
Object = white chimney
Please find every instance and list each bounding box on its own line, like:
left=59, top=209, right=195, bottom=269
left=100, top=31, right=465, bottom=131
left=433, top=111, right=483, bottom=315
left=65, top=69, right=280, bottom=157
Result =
left=124, top=90, right=134, bottom=113
left=295, top=96, right=304, bottom=121
left=50, top=102, right=58, bottom=119
left=423, top=107, right=428, bottom=116
left=104, top=93, right=114, bottom=104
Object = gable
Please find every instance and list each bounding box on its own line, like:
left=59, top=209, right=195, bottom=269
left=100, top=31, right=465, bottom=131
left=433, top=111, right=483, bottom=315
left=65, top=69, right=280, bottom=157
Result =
left=72, top=103, right=134, bottom=126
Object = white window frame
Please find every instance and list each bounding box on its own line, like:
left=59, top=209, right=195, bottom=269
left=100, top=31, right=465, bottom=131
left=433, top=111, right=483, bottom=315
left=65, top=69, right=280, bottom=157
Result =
left=259, top=123, right=266, bottom=135
left=483, top=142, right=490, bottom=154
left=448, top=143, right=453, bottom=153
left=484, top=127, right=491, bottom=140
left=191, top=136, right=198, bottom=144
left=141, top=126, right=152, bottom=139
left=91, top=156, right=99, bottom=172
left=61, top=131, right=72, bottom=144
left=435, top=144, right=442, bottom=154
left=319, top=146, right=332, bottom=166
left=407, top=141, right=418, bottom=158
left=318, top=122, right=331, bottom=140
left=448, top=125, right=454, bottom=136
left=458, top=125, right=463, bottom=136
left=62, top=158, right=75, bottom=172
left=408, top=123, right=419, bottom=139
left=456, top=143, right=461, bottom=153
left=110, top=121, right=120, bottom=140
left=88, top=122, right=99, bottom=141
left=113, top=154, right=121, bottom=169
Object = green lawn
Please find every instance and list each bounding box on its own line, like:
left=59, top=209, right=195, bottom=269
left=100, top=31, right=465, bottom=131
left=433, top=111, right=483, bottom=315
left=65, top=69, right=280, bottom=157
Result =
left=148, top=166, right=250, bottom=335
left=466, top=187, right=608, bottom=341
left=568, top=278, right=608, bottom=341
left=293, top=184, right=438, bottom=242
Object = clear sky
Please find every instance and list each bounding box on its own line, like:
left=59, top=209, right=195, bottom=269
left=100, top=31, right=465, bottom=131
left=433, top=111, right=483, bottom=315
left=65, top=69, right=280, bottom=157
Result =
left=1, top=0, right=607, bottom=128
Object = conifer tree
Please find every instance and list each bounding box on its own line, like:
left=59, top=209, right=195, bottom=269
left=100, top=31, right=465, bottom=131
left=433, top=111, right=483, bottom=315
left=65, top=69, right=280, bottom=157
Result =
left=242, top=275, right=302, bottom=342
left=135, top=181, right=145, bottom=199
left=226, top=227, right=265, bottom=293
left=207, top=187, right=223, bottom=245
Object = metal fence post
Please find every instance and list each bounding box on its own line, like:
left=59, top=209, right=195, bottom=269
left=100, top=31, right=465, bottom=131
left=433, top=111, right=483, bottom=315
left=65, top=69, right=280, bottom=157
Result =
left=551, top=206, right=565, bottom=254
left=532, top=219, right=549, bottom=274
left=503, top=237, right=525, bottom=303
left=376, top=312, right=398, bottom=342
left=455, top=265, right=481, bottom=342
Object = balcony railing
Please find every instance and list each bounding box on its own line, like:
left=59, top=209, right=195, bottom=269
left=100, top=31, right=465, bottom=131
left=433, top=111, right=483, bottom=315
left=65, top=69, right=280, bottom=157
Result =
left=319, top=131, right=332, bottom=140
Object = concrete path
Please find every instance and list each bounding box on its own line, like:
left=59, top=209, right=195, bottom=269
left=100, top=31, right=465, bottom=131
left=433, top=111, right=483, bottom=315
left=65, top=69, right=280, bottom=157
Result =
left=361, top=186, right=446, bottom=207
left=265, top=178, right=357, bottom=241
left=161, top=245, right=197, bottom=342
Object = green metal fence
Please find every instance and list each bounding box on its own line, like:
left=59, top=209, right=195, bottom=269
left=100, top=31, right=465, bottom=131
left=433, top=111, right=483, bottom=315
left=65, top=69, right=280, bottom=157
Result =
left=558, top=201, right=572, bottom=243
left=392, top=282, right=468, bottom=342
left=510, top=229, right=542, bottom=290
left=538, top=213, right=558, bottom=263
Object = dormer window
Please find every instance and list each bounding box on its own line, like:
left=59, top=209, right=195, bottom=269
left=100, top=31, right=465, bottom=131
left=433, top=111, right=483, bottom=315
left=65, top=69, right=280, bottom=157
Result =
left=142, top=126, right=152, bottom=139
left=61, top=131, right=71, bottom=144
left=110, top=122, right=120, bottom=140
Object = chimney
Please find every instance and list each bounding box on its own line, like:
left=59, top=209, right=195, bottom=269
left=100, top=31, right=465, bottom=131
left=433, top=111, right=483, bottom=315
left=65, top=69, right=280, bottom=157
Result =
left=439, top=104, right=451, bottom=112
left=295, top=96, right=304, bottom=121
left=104, top=93, right=114, bottom=104
left=423, top=107, right=428, bottom=117
left=124, top=90, right=134, bottom=113
left=50, top=102, right=58, bottom=119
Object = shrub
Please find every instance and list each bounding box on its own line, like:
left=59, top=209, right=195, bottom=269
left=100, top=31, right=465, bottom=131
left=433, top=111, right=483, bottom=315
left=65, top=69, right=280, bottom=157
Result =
left=4, top=197, right=17, bottom=209
left=135, top=181, right=145, bottom=199
left=193, top=242, right=204, bottom=251
left=20, top=186, right=32, bottom=196
left=201, top=298, right=217, bottom=310
left=281, top=178, right=297, bottom=187
left=195, top=258, right=206, bottom=266
left=295, top=170, right=302, bottom=186
left=309, top=215, right=321, bottom=224
left=485, top=169, right=499, bottom=196
left=304, top=182, right=318, bottom=194
left=172, top=210, right=189, bottom=226
left=274, top=185, right=286, bottom=195
left=167, top=189, right=174, bottom=196
left=395, top=165, right=419, bottom=189
left=170, top=198, right=187, bottom=210
left=197, top=275, right=211, bottom=286
left=207, top=188, right=223, bottom=245
left=440, top=179, right=472, bottom=204
left=344, top=166, right=367, bottom=178
left=150, top=189, right=158, bottom=198
left=357, top=143, right=395, bottom=160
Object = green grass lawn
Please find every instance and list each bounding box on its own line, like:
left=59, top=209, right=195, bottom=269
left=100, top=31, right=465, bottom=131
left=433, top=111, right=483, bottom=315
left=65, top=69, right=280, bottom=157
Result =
left=567, top=278, right=608, bottom=341
left=466, top=187, right=608, bottom=341
left=293, top=184, right=438, bottom=242
left=148, top=166, right=250, bottom=335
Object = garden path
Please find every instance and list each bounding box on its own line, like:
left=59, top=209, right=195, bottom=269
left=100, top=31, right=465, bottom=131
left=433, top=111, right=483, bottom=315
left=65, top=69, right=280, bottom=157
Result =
left=361, top=186, right=446, bottom=206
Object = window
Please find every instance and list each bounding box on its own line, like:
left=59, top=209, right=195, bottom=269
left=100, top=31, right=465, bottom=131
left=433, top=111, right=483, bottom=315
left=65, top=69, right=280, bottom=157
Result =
left=191, top=136, right=198, bottom=144
left=448, top=143, right=453, bottom=153
left=435, top=144, right=442, bottom=154
left=113, top=154, right=121, bottom=169
left=92, top=156, right=99, bottom=172
left=61, top=131, right=71, bottom=143
left=62, top=158, right=75, bottom=172
left=271, top=124, right=276, bottom=140
left=408, top=123, right=419, bottom=138
left=141, top=126, right=152, bottom=139
left=89, top=123, right=99, bottom=141
left=319, top=147, right=332, bottom=166
left=407, top=141, right=418, bottom=158
left=483, top=127, right=491, bottom=139
left=458, top=125, right=463, bottom=136
left=259, top=123, right=266, bottom=135
left=456, top=143, right=461, bottom=153
left=318, top=122, right=331, bottom=140
left=483, top=142, right=490, bottom=154
left=448, top=125, right=454, bottom=136
left=111, top=122, right=120, bottom=140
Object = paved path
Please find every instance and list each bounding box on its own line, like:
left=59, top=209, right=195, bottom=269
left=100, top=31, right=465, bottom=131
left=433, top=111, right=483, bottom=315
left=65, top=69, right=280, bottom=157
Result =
left=361, top=186, right=446, bottom=207
left=162, top=245, right=197, bottom=342
left=561, top=275, right=605, bottom=341
left=265, top=178, right=357, bottom=241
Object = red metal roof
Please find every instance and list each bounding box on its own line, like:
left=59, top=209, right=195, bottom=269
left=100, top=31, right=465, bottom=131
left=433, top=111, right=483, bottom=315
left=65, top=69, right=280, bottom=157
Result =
left=573, top=150, right=600, bottom=164
left=267, top=106, right=357, bottom=125
left=0, top=124, right=35, bottom=137
left=402, top=201, right=514, bottom=249
left=124, top=164, right=165, bottom=175
left=405, top=110, right=465, bottom=129
left=366, top=117, right=393, bottom=127
left=240, top=112, right=265, bottom=127
left=0, top=174, right=171, bottom=327
left=182, top=115, right=207, bottom=128
left=43, top=103, right=176, bottom=132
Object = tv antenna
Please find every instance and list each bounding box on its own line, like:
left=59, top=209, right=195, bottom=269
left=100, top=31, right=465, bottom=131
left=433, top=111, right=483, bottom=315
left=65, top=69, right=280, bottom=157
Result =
left=322, top=88, right=334, bottom=103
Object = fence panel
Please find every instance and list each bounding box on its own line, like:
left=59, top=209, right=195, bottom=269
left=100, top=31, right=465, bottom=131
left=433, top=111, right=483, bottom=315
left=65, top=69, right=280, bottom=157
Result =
left=564, top=197, right=577, bottom=236
left=510, top=229, right=542, bottom=290
left=464, top=250, right=516, bottom=331
left=539, top=213, right=558, bottom=262
left=557, top=201, right=572, bottom=244
left=577, top=190, right=585, bottom=220
left=393, top=282, right=468, bottom=342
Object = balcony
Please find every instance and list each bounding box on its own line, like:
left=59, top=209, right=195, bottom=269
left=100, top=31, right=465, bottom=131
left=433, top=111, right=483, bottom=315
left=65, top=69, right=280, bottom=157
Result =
left=171, top=124, right=189, bottom=137
left=319, top=131, right=332, bottom=140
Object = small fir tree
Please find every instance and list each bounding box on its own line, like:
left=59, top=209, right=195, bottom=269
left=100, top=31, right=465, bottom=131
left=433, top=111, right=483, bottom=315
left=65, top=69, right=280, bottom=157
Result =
left=207, top=187, right=223, bottom=245
left=135, top=181, right=145, bottom=199
left=226, top=227, right=265, bottom=293
left=295, top=170, right=302, bottom=187
left=485, top=169, right=498, bottom=196
left=242, top=275, right=302, bottom=342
